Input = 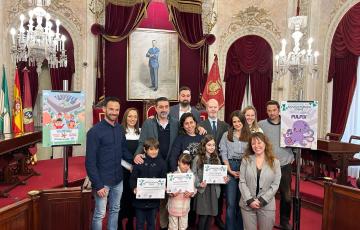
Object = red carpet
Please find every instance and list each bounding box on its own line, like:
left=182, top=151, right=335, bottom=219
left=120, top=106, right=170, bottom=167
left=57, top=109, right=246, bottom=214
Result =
left=0, top=156, right=86, bottom=208
left=291, top=175, right=324, bottom=206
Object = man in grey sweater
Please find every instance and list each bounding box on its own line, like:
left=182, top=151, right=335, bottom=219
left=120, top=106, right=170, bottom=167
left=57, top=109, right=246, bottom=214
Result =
left=258, top=100, right=294, bottom=230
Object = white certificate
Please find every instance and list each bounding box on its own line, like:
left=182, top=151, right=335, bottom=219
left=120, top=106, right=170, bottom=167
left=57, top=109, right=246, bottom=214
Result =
left=136, top=178, right=166, bottom=199
left=166, top=173, right=194, bottom=193
left=203, top=164, right=227, bottom=184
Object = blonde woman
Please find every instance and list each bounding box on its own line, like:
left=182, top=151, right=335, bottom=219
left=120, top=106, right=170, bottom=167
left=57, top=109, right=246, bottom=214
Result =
left=241, top=105, right=263, bottom=133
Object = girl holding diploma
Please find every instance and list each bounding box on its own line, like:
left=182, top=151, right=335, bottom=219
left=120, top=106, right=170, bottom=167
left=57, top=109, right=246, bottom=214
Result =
left=192, top=135, right=229, bottom=230
left=167, top=153, right=196, bottom=230
left=239, top=132, right=281, bottom=230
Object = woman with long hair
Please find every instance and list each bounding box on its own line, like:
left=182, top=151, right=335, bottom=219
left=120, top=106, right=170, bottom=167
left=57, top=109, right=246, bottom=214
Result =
left=219, top=110, right=251, bottom=230
left=241, top=105, right=263, bottom=133
left=168, top=113, right=203, bottom=172
left=239, top=132, right=281, bottom=230
left=118, top=107, right=141, bottom=230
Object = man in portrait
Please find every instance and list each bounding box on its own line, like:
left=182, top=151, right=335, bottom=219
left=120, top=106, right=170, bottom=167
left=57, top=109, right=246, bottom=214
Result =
left=146, top=40, right=160, bottom=91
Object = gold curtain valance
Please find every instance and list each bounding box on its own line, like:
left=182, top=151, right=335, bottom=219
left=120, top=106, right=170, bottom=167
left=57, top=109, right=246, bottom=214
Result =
left=106, top=0, right=150, bottom=6
left=166, top=0, right=202, bottom=14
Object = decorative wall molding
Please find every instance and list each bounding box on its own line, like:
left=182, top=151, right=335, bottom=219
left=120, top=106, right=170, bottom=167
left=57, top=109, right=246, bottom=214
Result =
left=329, top=0, right=348, bottom=25
left=321, top=0, right=359, bottom=135
left=220, top=6, right=281, bottom=44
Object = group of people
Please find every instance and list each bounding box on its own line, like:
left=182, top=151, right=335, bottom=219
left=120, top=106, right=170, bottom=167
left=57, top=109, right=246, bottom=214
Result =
left=85, top=86, right=294, bottom=230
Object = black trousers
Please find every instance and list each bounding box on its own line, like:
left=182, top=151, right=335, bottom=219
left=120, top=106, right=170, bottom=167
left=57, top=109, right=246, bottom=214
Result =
left=279, top=163, right=292, bottom=224
left=198, top=215, right=212, bottom=230
left=135, top=208, right=157, bottom=230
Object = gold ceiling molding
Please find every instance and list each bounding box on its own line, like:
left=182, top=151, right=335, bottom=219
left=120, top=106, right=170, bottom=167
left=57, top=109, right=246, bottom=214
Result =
left=166, top=0, right=202, bottom=14
left=220, top=6, right=281, bottom=43
left=106, top=0, right=150, bottom=6
left=8, top=0, right=83, bottom=36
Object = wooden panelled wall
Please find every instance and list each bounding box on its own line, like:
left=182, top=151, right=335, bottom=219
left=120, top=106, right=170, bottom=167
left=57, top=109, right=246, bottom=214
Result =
left=322, top=182, right=360, bottom=230
left=0, top=187, right=92, bottom=230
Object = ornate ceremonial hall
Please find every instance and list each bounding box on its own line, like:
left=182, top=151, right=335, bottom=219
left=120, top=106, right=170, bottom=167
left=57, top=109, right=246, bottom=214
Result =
left=0, top=0, right=359, bottom=230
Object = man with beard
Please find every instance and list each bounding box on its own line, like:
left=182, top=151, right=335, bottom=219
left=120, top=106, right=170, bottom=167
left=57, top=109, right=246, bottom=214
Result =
left=170, top=86, right=201, bottom=123
left=134, top=96, right=179, bottom=230
left=258, top=100, right=294, bottom=230
left=86, top=97, right=134, bottom=230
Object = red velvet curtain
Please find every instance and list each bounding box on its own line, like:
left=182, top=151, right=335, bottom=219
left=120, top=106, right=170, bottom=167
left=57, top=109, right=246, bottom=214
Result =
left=328, top=2, right=360, bottom=134
left=167, top=3, right=214, bottom=103
left=224, top=35, right=272, bottom=122
left=49, top=26, right=75, bottom=90
left=250, top=71, right=272, bottom=120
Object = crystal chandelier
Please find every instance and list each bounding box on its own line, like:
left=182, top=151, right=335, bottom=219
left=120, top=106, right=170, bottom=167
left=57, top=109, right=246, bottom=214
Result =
left=10, top=1, right=67, bottom=74
left=274, top=10, right=319, bottom=79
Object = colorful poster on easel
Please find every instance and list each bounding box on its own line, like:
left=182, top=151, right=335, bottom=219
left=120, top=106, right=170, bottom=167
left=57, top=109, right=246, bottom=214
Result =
left=280, top=101, right=318, bottom=149
left=42, top=90, right=85, bottom=147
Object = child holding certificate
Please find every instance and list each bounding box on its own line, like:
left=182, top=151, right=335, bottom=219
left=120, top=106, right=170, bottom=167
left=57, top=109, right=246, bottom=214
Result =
left=167, top=153, right=196, bottom=230
left=192, top=135, right=229, bottom=230
left=130, top=138, right=167, bottom=230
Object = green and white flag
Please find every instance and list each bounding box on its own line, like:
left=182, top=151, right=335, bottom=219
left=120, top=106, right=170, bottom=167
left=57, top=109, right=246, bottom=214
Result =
left=0, top=65, right=11, bottom=134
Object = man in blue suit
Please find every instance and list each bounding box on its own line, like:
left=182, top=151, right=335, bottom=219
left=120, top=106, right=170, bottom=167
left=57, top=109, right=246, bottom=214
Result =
left=146, top=40, right=160, bottom=91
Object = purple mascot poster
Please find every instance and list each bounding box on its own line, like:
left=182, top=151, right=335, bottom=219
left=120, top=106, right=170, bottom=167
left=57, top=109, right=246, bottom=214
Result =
left=280, top=101, right=318, bottom=149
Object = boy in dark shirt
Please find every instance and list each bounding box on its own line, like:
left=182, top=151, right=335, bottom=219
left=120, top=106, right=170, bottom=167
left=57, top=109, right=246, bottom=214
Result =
left=130, top=138, right=167, bottom=230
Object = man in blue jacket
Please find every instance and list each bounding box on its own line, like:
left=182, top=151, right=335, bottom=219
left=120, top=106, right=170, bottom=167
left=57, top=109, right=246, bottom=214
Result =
left=146, top=40, right=160, bottom=91
left=85, top=97, right=133, bottom=230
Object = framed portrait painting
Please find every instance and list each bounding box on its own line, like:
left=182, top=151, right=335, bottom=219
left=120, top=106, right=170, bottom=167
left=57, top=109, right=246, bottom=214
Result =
left=127, top=28, right=179, bottom=101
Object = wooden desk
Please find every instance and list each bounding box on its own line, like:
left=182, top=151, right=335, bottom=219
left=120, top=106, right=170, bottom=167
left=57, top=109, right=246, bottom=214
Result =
left=307, top=139, right=360, bottom=185
left=0, top=131, right=42, bottom=197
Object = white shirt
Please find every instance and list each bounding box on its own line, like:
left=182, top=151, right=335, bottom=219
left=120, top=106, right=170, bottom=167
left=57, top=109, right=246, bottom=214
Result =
left=125, top=127, right=140, bottom=140
left=179, top=106, right=192, bottom=120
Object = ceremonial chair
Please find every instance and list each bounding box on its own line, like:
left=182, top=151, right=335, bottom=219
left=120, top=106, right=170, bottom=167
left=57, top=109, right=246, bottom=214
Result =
left=348, top=135, right=360, bottom=180
left=200, top=110, right=208, bottom=121
left=143, top=100, right=156, bottom=120
left=92, top=106, right=105, bottom=124
left=325, top=132, right=343, bottom=141
left=322, top=133, right=343, bottom=178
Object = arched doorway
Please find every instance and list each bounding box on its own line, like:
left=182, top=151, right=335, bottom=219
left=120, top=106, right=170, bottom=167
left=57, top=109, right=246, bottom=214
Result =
left=224, top=35, right=273, bottom=122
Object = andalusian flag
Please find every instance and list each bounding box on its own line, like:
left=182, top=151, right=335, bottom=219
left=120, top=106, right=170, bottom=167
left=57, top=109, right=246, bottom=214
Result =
left=0, top=65, right=11, bottom=134
left=12, top=68, right=24, bottom=133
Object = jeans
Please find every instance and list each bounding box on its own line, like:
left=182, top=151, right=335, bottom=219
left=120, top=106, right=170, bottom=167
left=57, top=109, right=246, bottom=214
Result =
left=225, top=160, right=243, bottom=230
left=135, top=208, right=157, bottom=230
left=92, top=181, right=123, bottom=230
left=279, top=164, right=292, bottom=225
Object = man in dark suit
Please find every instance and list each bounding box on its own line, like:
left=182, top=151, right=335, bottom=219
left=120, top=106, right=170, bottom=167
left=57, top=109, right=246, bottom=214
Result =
left=169, top=86, right=201, bottom=123
left=198, top=98, right=229, bottom=230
